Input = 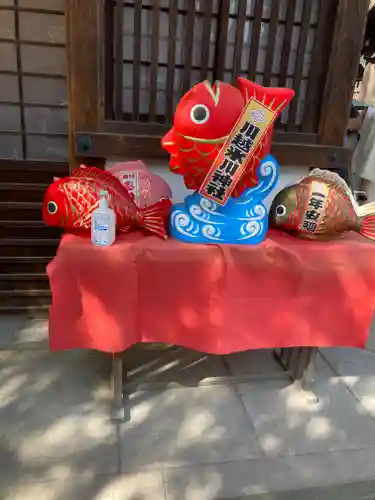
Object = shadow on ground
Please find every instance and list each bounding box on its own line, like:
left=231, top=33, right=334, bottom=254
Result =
left=1, top=320, right=375, bottom=498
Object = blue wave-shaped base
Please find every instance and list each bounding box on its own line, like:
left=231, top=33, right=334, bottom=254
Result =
left=169, top=154, right=279, bottom=245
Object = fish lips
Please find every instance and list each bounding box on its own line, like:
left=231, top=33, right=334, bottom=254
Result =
left=161, top=129, right=176, bottom=153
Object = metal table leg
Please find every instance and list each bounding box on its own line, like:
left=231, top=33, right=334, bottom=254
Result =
left=292, top=347, right=319, bottom=403
left=273, top=347, right=299, bottom=376
left=293, top=347, right=318, bottom=391
left=273, top=347, right=319, bottom=402
left=110, top=352, right=126, bottom=422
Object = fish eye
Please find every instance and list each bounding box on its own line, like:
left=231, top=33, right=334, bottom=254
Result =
left=190, top=104, right=210, bottom=125
left=276, top=204, right=286, bottom=217
left=47, top=201, right=58, bottom=215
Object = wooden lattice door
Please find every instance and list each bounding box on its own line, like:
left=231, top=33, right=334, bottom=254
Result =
left=66, top=0, right=368, bottom=172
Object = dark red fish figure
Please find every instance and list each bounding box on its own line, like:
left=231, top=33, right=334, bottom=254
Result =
left=162, top=78, right=294, bottom=197
left=269, top=169, right=375, bottom=241
left=42, top=165, right=172, bottom=239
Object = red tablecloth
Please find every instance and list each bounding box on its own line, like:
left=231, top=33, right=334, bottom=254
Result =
left=47, top=231, right=375, bottom=353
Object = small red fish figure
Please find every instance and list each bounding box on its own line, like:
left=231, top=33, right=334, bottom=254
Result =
left=162, top=78, right=294, bottom=197
left=42, top=165, right=171, bottom=239
left=269, top=169, right=375, bottom=241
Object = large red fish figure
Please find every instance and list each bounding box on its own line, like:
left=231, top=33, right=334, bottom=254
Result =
left=42, top=165, right=172, bottom=239
left=162, top=78, right=294, bottom=197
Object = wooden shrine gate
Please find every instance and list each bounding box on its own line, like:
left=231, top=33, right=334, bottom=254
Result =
left=68, top=0, right=367, bottom=172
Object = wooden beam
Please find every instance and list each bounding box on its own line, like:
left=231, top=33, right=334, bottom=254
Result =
left=302, top=0, right=337, bottom=133
left=318, top=0, right=368, bottom=145
left=103, top=121, right=318, bottom=144
left=66, top=0, right=104, bottom=172
left=214, top=0, right=230, bottom=81
left=0, top=159, right=69, bottom=173
left=74, top=132, right=353, bottom=170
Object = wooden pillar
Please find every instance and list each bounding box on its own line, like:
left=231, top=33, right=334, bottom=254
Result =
left=66, top=0, right=105, bottom=172
left=318, top=0, right=368, bottom=146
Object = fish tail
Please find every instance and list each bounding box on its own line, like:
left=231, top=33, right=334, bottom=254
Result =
left=139, top=198, right=172, bottom=239
left=358, top=202, right=375, bottom=240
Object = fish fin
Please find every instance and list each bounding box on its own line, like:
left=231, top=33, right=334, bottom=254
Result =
left=71, top=165, right=90, bottom=176
left=309, top=168, right=359, bottom=214
left=72, top=165, right=118, bottom=186
left=72, top=165, right=136, bottom=203
left=118, top=225, right=131, bottom=234
left=140, top=198, right=172, bottom=239
left=72, top=165, right=114, bottom=183
left=358, top=201, right=375, bottom=218
left=359, top=203, right=375, bottom=240
left=358, top=201, right=375, bottom=240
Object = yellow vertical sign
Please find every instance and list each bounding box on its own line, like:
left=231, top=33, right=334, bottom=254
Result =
left=300, top=181, right=329, bottom=233
left=199, top=98, right=277, bottom=206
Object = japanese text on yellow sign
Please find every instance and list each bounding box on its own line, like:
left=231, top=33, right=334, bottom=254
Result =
left=199, top=98, right=277, bottom=206
left=300, top=181, right=329, bottom=233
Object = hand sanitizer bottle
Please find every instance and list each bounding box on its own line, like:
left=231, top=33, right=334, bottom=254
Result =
left=91, top=190, right=116, bottom=246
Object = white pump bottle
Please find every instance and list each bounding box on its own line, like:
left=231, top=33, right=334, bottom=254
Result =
left=91, top=190, right=116, bottom=246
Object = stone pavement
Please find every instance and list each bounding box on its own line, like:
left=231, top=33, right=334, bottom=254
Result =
left=1, top=317, right=375, bottom=499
